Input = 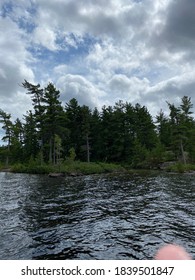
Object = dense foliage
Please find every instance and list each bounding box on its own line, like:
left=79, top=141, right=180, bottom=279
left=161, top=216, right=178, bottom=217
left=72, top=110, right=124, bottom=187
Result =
left=1, top=80, right=195, bottom=169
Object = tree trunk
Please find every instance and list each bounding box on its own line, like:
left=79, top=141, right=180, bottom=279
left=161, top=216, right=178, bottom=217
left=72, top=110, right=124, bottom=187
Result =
left=180, top=139, right=186, bottom=165
left=5, top=138, right=11, bottom=167
left=5, top=154, right=9, bottom=167
left=49, top=138, right=53, bottom=164
left=53, top=138, right=56, bottom=165
left=86, top=134, right=90, bottom=163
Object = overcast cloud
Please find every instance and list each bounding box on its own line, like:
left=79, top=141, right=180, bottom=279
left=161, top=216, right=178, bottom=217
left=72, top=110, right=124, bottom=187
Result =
left=0, top=0, right=195, bottom=128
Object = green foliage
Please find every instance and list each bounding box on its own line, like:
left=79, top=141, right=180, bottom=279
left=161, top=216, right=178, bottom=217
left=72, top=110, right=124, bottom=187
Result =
left=98, top=162, right=125, bottom=172
left=146, top=142, right=166, bottom=167
left=61, top=161, right=123, bottom=175
left=163, top=151, right=176, bottom=162
left=68, top=147, right=76, bottom=161
left=10, top=161, right=123, bottom=175
left=165, top=163, right=195, bottom=173
left=131, top=139, right=149, bottom=168
left=1, top=81, right=195, bottom=171
left=0, top=161, right=4, bottom=170
left=11, top=162, right=53, bottom=174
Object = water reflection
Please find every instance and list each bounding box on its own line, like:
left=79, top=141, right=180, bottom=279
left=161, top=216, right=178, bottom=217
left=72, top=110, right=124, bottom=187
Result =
left=0, top=172, right=194, bottom=259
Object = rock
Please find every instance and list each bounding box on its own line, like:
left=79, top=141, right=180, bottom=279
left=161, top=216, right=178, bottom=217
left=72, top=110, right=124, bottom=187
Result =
left=0, top=168, right=12, bottom=172
left=48, top=173, right=64, bottom=178
left=159, top=161, right=177, bottom=170
left=69, top=172, right=83, bottom=177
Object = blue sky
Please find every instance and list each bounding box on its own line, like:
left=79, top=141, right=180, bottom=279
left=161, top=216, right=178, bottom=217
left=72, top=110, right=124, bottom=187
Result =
left=1, top=0, right=195, bottom=143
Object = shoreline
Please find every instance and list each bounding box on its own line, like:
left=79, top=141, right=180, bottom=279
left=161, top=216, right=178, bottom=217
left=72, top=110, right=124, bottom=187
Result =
left=1, top=160, right=195, bottom=176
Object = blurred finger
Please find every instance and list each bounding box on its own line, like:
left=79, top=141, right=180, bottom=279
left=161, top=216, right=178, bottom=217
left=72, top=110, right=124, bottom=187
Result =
left=155, top=244, right=192, bottom=260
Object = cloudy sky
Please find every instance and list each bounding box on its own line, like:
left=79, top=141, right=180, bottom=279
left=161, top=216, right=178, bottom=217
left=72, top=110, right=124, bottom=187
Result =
left=1, top=0, right=195, bottom=127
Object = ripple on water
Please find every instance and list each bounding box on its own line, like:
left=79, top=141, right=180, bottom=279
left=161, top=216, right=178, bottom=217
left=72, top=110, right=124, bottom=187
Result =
left=0, top=172, right=194, bottom=259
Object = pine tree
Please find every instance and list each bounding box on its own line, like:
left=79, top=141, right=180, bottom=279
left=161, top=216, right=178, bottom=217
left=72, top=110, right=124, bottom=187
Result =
left=80, top=105, right=92, bottom=162
left=0, top=109, right=13, bottom=166
left=43, top=83, right=65, bottom=164
left=167, top=96, right=194, bottom=163
left=90, top=107, right=103, bottom=161
left=23, top=110, right=39, bottom=160
left=133, top=103, right=157, bottom=150
left=22, top=80, right=45, bottom=163
left=65, top=98, right=82, bottom=160
left=11, top=118, right=24, bottom=162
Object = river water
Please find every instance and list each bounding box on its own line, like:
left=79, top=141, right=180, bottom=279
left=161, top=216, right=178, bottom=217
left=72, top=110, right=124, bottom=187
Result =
left=0, top=171, right=194, bottom=260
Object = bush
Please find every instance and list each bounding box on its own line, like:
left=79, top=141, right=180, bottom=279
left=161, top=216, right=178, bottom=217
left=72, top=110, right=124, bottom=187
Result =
left=60, top=161, right=124, bottom=175
left=11, top=163, right=53, bottom=174
left=99, top=162, right=124, bottom=172
left=10, top=160, right=124, bottom=175
left=11, top=163, right=28, bottom=173
left=165, top=163, right=195, bottom=173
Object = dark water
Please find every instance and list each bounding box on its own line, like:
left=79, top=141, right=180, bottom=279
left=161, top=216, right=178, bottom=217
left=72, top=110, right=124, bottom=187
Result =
left=0, top=171, right=194, bottom=260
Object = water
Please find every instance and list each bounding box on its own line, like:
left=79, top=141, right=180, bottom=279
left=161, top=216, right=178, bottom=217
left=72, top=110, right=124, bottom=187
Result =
left=0, top=171, right=194, bottom=260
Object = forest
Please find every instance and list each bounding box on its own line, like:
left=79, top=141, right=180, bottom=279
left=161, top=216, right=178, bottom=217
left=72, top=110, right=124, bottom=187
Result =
left=0, top=80, right=195, bottom=173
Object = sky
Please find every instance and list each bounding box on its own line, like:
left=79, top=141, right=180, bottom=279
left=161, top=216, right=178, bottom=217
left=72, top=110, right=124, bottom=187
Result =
left=1, top=0, right=195, bottom=130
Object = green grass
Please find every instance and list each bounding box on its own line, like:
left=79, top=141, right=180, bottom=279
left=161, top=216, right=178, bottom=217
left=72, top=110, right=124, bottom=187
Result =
left=57, top=161, right=124, bottom=175
left=8, top=161, right=125, bottom=175
left=165, top=163, right=195, bottom=173
left=11, top=163, right=53, bottom=174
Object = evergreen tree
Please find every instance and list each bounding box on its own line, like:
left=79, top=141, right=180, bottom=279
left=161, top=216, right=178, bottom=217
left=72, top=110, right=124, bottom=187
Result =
left=22, top=80, right=45, bottom=127
left=90, top=107, right=102, bottom=161
left=43, top=83, right=65, bottom=163
left=65, top=98, right=82, bottom=160
left=123, top=102, right=136, bottom=162
left=179, top=96, right=194, bottom=163
left=1, top=85, right=195, bottom=169
left=156, top=110, right=171, bottom=147
left=133, top=103, right=157, bottom=150
left=112, top=100, right=127, bottom=161
left=80, top=105, right=92, bottom=162
left=11, top=118, right=24, bottom=162
left=0, top=109, right=13, bottom=165
left=22, top=80, right=45, bottom=163
left=167, top=96, right=194, bottom=163
left=100, top=105, right=115, bottom=161
left=23, top=110, right=39, bottom=160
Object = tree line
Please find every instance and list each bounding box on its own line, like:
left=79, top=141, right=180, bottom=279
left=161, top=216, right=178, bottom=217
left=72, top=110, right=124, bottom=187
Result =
left=0, top=80, right=195, bottom=168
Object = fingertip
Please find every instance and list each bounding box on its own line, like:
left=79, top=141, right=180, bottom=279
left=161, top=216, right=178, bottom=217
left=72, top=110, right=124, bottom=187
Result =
left=154, top=244, right=192, bottom=260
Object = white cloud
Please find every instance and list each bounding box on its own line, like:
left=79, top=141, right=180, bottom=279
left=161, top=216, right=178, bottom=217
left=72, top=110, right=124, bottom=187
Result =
left=57, top=74, right=106, bottom=109
left=53, top=64, right=68, bottom=75
left=0, top=17, right=34, bottom=97
left=109, top=74, right=150, bottom=102
left=33, top=26, right=59, bottom=51
left=1, top=0, right=195, bottom=129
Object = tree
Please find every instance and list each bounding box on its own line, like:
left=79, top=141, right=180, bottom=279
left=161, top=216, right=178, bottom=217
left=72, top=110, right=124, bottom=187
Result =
left=100, top=105, right=115, bottom=161
left=11, top=118, right=24, bottom=162
left=167, top=96, right=194, bottom=164
left=90, top=107, right=103, bottom=161
left=22, top=80, right=45, bottom=163
left=1, top=86, right=195, bottom=169
left=133, top=103, right=157, bottom=150
left=43, top=83, right=65, bottom=163
left=179, top=96, right=194, bottom=163
left=65, top=98, right=82, bottom=160
left=22, top=80, right=45, bottom=126
left=180, top=96, right=193, bottom=119
left=0, top=109, right=13, bottom=166
left=54, top=134, right=63, bottom=166
left=112, top=100, right=127, bottom=161
left=156, top=110, right=172, bottom=148
left=23, top=110, right=39, bottom=160
left=131, top=138, right=148, bottom=168
left=123, top=102, right=137, bottom=162
left=80, top=105, right=92, bottom=162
